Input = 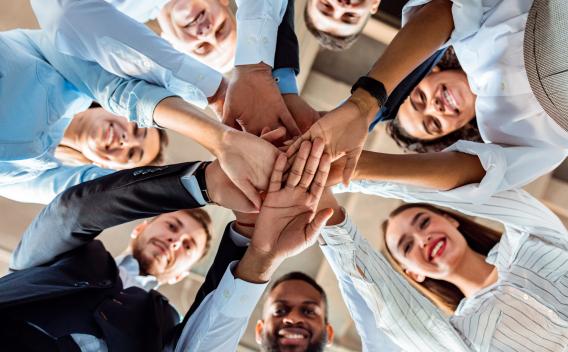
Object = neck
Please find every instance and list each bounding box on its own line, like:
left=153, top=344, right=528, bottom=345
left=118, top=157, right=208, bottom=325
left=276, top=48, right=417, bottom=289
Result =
left=447, top=249, right=497, bottom=297
left=60, top=113, right=84, bottom=150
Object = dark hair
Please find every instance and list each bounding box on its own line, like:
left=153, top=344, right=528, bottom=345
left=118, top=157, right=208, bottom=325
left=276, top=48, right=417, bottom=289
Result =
left=387, top=47, right=483, bottom=153
left=270, top=271, right=329, bottom=322
left=382, top=203, right=501, bottom=312
left=147, top=129, right=169, bottom=166
left=178, top=208, right=213, bottom=259
left=303, top=5, right=366, bottom=51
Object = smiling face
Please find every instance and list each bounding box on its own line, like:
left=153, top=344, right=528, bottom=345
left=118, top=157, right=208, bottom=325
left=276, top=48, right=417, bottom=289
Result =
left=385, top=207, right=468, bottom=282
left=397, top=68, right=476, bottom=141
left=158, top=0, right=236, bottom=72
left=305, top=0, right=379, bottom=37
left=257, top=280, right=333, bottom=352
left=75, top=108, right=161, bottom=170
left=130, top=210, right=208, bottom=284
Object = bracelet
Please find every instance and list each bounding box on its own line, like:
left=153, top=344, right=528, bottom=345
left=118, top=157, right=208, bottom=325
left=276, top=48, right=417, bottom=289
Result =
left=235, top=221, right=255, bottom=228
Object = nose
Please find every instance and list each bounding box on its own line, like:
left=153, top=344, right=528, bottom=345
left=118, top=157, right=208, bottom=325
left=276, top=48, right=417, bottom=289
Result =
left=196, top=17, right=212, bottom=36
left=282, top=309, right=305, bottom=325
left=167, top=233, right=189, bottom=251
left=419, top=235, right=432, bottom=249
left=120, top=122, right=142, bottom=148
left=426, top=96, right=444, bottom=114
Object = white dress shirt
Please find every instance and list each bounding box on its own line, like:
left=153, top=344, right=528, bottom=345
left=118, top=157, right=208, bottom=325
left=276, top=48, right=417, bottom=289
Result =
left=402, top=0, right=568, bottom=203
left=324, top=181, right=568, bottom=352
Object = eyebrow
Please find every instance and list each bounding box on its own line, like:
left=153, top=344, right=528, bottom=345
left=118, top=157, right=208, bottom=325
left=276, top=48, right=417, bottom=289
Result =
left=175, top=217, right=184, bottom=229
left=411, top=212, right=424, bottom=226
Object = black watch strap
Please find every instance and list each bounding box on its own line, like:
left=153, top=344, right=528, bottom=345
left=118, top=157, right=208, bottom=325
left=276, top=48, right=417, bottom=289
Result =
left=351, top=76, right=388, bottom=107
left=194, top=161, right=213, bottom=204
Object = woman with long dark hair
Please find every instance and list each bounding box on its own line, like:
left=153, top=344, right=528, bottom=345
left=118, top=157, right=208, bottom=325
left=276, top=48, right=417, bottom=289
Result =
left=318, top=178, right=568, bottom=351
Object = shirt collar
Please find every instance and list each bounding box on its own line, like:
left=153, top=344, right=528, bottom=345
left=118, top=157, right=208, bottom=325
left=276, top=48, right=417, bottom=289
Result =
left=115, top=254, right=159, bottom=292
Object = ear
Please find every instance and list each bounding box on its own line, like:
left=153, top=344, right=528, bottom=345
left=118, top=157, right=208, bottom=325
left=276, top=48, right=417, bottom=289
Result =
left=130, top=220, right=148, bottom=239
left=404, top=269, right=425, bottom=283
left=255, top=320, right=265, bottom=344
left=168, top=271, right=189, bottom=285
left=431, top=65, right=442, bottom=73
left=325, top=323, right=335, bottom=346
left=370, top=0, right=381, bottom=14
left=442, top=213, right=459, bottom=228
left=219, top=0, right=230, bottom=7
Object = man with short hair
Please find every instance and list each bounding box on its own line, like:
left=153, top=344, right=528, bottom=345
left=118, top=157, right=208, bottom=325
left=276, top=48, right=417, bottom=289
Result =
left=0, top=139, right=333, bottom=351
left=256, top=272, right=334, bottom=352
left=304, top=0, right=381, bottom=50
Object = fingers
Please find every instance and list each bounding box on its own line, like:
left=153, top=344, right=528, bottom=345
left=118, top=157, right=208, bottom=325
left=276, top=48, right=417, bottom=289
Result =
left=268, top=153, right=287, bottom=193
left=260, top=126, right=286, bottom=143
left=279, top=108, right=302, bottom=137
left=286, top=141, right=312, bottom=188
left=298, top=138, right=325, bottom=189
left=304, top=208, right=334, bottom=245
left=310, top=153, right=331, bottom=199
left=342, top=149, right=361, bottom=186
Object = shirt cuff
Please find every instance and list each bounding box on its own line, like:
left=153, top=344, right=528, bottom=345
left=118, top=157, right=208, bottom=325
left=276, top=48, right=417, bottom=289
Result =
left=320, top=209, right=358, bottom=248
left=213, top=261, right=268, bottom=318
left=273, top=68, right=299, bottom=95
left=229, top=222, right=251, bottom=247
left=179, top=162, right=206, bottom=206
left=235, top=18, right=279, bottom=67
left=140, top=89, right=178, bottom=128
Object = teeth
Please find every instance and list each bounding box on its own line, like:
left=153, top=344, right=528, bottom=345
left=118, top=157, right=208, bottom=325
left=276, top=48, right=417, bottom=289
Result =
left=431, top=241, right=443, bottom=258
left=106, top=126, right=114, bottom=147
left=443, top=90, right=457, bottom=110
left=283, top=334, right=304, bottom=339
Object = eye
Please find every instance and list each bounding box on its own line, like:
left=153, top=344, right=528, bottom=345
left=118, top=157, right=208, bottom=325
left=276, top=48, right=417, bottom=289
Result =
left=128, top=149, right=135, bottom=160
left=420, top=216, right=431, bottom=230
left=186, top=9, right=205, bottom=27
left=302, top=307, right=316, bottom=317
left=404, top=241, right=413, bottom=255
left=431, top=117, right=442, bottom=133
left=215, top=19, right=227, bottom=38
left=168, top=222, right=177, bottom=232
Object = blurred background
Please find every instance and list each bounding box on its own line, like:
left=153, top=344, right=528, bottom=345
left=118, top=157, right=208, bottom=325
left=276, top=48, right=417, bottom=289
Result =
left=2, top=1, right=568, bottom=350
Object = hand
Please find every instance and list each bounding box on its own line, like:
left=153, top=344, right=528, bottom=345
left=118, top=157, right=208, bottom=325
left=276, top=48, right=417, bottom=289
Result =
left=205, top=160, right=257, bottom=213
left=282, top=94, right=320, bottom=133
left=216, top=128, right=284, bottom=210
left=235, top=140, right=333, bottom=282
left=286, top=100, right=371, bottom=185
left=207, top=77, right=228, bottom=119
left=232, top=210, right=259, bottom=239
left=326, top=156, right=348, bottom=187
left=222, top=63, right=301, bottom=136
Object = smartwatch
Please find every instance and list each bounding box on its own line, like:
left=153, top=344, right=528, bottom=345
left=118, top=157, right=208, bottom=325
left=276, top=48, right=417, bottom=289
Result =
left=351, top=76, right=388, bottom=107
left=194, top=161, right=213, bottom=204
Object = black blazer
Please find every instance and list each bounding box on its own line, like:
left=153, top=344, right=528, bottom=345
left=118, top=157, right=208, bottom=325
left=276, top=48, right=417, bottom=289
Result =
left=0, top=163, right=247, bottom=352
left=275, top=0, right=300, bottom=73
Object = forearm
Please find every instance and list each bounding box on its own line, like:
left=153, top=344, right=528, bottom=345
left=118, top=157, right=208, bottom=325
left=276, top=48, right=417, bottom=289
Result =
left=153, top=97, right=230, bottom=156
left=350, top=0, right=454, bottom=119
left=10, top=163, right=199, bottom=270
left=354, top=150, right=485, bottom=191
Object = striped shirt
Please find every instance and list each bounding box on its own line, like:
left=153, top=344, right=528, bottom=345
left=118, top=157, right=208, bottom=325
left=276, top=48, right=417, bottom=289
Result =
left=322, top=181, right=568, bottom=352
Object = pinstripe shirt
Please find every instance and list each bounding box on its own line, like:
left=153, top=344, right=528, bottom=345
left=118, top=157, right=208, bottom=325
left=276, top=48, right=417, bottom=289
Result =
left=322, top=181, right=568, bottom=352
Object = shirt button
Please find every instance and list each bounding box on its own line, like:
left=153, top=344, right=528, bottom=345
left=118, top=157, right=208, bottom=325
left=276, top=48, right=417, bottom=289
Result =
left=262, top=37, right=268, bottom=44
left=74, top=281, right=90, bottom=287
left=223, top=289, right=230, bottom=299
left=523, top=294, right=529, bottom=300
left=198, top=74, right=205, bottom=81
left=239, top=296, right=248, bottom=304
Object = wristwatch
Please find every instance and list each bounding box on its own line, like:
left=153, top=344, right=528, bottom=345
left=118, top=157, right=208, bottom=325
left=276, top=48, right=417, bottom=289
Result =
left=194, top=161, right=213, bottom=204
left=351, top=76, right=388, bottom=107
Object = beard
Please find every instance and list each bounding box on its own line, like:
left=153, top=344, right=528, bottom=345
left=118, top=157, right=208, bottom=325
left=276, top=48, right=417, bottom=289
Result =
left=260, top=330, right=327, bottom=352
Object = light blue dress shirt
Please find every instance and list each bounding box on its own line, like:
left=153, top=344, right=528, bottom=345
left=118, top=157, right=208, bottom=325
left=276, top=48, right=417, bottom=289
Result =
left=0, top=29, right=175, bottom=204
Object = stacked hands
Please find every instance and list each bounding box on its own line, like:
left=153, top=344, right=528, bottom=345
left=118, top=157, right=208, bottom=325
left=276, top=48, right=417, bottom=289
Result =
left=209, top=62, right=375, bottom=212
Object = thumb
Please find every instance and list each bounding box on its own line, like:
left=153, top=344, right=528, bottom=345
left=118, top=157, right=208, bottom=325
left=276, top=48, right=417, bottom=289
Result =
left=279, top=108, right=302, bottom=137
left=234, top=179, right=262, bottom=211
left=260, top=126, right=287, bottom=143
left=342, top=150, right=360, bottom=186
left=304, top=208, right=334, bottom=245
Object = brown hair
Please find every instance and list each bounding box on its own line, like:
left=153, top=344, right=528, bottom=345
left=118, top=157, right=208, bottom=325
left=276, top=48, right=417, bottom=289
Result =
left=303, top=5, right=366, bottom=51
left=386, top=47, right=483, bottom=153
left=178, top=208, right=214, bottom=260
left=382, top=203, right=501, bottom=312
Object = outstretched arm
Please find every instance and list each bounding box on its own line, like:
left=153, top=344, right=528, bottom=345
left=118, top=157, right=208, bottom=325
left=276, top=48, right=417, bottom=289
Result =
left=287, top=0, right=454, bottom=183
